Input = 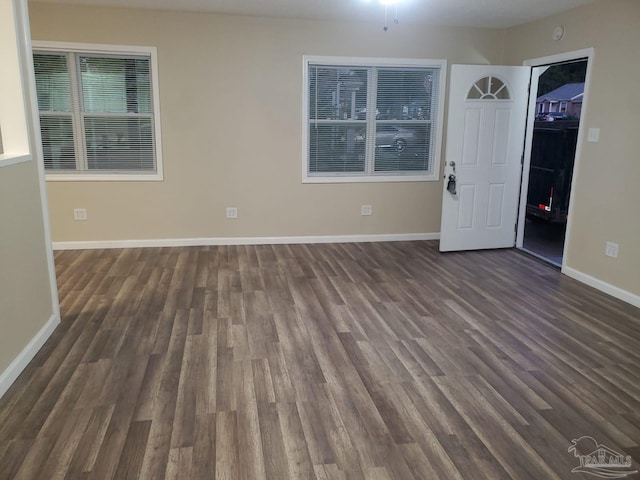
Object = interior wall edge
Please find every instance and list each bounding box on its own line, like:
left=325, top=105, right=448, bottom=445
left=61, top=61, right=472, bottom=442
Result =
left=0, top=313, right=60, bottom=399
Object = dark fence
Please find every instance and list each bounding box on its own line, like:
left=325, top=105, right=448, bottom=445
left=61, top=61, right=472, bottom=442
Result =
left=526, top=121, right=579, bottom=223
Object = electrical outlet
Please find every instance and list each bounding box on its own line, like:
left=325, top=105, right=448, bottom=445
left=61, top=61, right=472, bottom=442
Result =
left=226, top=207, right=238, bottom=219
left=605, top=241, right=619, bottom=258
left=587, top=128, right=600, bottom=143
left=361, top=205, right=373, bottom=216
left=73, top=208, right=87, bottom=221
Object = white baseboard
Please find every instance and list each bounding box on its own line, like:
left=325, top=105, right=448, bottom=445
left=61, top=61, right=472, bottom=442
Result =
left=563, top=267, right=640, bottom=309
left=0, top=313, right=60, bottom=399
left=52, top=232, right=440, bottom=251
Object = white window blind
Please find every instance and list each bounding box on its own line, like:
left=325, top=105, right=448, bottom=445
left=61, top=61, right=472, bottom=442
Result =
left=34, top=53, right=76, bottom=170
left=33, top=44, right=161, bottom=179
left=304, top=57, right=445, bottom=182
left=308, top=66, right=368, bottom=173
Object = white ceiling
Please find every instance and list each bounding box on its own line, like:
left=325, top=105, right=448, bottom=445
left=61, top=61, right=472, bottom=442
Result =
left=32, top=0, right=600, bottom=28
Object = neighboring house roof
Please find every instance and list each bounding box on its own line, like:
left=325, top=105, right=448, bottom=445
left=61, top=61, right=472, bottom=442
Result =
left=537, top=82, right=585, bottom=103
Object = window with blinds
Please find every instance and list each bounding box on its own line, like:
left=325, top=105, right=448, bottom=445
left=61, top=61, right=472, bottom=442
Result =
left=304, top=57, right=446, bottom=182
left=33, top=43, right=162, bottom=180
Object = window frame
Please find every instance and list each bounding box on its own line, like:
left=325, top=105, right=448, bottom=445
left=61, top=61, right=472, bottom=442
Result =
left=302, top=55, right=447, bottom=184
left=32, top=41, right=163, bottom=182
left=0, top=0, right=32, bottom=168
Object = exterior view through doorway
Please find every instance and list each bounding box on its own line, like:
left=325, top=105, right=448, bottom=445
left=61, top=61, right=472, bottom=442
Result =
left=517, top=55, right=590, bottom=267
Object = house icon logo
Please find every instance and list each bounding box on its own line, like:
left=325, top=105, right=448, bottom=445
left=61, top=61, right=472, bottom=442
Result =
left=568, top=436, right=638, bottom=478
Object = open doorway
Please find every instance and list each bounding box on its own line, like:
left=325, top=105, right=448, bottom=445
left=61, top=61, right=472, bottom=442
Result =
left=519, top=58, right=588, bottom=267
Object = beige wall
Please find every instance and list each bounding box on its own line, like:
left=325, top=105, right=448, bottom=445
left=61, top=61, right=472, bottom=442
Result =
left=0, top=162, right=54, bottom=373
left=1, top=0, right=56, bottom=381
left=504, top=0, right=640, bottom=297
left=27, top=1, right=638, bottom=300
left=29, top=3, right=505, bottom=242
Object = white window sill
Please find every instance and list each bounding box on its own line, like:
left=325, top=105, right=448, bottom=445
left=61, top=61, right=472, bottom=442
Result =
left=45, top=172, right=163, bottom=182
left=303, top=174, right=439, bottom=184
left=0, top=153, right=32, bottom=168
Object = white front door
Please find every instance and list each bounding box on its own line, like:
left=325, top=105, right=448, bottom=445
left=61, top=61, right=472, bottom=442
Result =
left=440, top=65, right=530, bottom=252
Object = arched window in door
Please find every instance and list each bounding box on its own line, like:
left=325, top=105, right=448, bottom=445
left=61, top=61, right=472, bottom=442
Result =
left=467, top=76, right=510, bottom=100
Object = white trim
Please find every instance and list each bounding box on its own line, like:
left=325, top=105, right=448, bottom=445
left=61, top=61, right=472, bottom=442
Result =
left=564, top=267, right=640, bottom=309
left=18, top=0, right=61, bottom=330
left=516, top=65, right=547, bottom=249
left=31, top=40, right=157, bottom=56
left=303, top=56, right=447, bottom=68
left=0, top=153, right=31, bottom=167
left=303, top=174, right=436, bottom=184
left=0, top=313, right=60, bottom=399
left=53, top=232, right=440, bottom=250
left=522, top=49, right=594, bottom=69
left=301, top=55, right=447, bottom=184
left=32, top=40, right=164, bottom=182
left=0, top=0, right=32, bottom=167
left=46, top=172, right=163, bottom=182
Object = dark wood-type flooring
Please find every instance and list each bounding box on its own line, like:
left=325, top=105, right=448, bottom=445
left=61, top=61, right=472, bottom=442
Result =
left=1, top=241, right=639, bottom=479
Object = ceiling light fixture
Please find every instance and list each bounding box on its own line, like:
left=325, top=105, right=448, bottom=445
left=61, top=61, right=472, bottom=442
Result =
left=379, top=0, right=399, bottom=31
